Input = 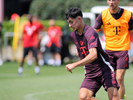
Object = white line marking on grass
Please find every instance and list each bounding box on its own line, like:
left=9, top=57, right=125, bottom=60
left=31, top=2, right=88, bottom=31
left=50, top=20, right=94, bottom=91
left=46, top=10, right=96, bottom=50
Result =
left=24, top=89, right=75, bottom=100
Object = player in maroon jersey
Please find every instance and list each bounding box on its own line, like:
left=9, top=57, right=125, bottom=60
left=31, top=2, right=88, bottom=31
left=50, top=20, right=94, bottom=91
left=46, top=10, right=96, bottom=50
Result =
left=65, top=7, right=120, bottom=100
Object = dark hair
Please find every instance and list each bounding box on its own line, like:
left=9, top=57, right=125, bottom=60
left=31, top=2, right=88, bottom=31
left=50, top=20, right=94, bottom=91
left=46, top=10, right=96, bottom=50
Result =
left=27, top=14, right=33, bottom=24
left=65, top=7, right=83, bottom=20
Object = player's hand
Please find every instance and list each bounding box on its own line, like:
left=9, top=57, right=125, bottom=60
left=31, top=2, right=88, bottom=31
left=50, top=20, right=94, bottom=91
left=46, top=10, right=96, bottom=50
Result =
left=76, top=49, right=81, bottom=60
left=66, top=63, right=75, bottom=73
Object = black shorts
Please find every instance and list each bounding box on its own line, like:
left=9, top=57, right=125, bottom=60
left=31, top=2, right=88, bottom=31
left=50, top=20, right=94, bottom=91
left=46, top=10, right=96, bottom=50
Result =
left=23, top=47, right=37, bottom=58
left=47, top=44, right=61, bottom=53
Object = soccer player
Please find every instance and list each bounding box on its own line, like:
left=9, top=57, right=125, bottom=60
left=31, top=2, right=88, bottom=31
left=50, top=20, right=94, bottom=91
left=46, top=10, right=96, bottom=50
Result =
left=65, top=7, right=120, bottom=100
left=46, top=19, right=62, bottom=66
left=26, top=15, right=45, bottom=66
left=94, top=0, right=133, bottom=100
left=18, top=15, right=44, bottom=75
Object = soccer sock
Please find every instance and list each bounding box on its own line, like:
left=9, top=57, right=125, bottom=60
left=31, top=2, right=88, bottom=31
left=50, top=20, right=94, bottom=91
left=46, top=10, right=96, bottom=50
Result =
left=55, top=60, right=61, bottom=66
left=35, top=66, right=40, bottom=74
left=27, top=59, right=32, bottom=66
left=38, top=59, right=44, bottom=66
left=18, top=67, right=23, bottom=74
left=47, top=59, right=55, bottom=66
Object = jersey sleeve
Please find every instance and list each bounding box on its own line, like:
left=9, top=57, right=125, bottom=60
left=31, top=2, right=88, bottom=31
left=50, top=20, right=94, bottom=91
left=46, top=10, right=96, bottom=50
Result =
left=40, top=24, right=45, bottom=31
left=128, top=14, right=133, bottom=30
left=57, top=27, right=63, bottom=36
left=70, top=32, right=75, bottom=43
left=85, top=27, right=99, bottom=50
left=94, top=13, right=103, bottom=29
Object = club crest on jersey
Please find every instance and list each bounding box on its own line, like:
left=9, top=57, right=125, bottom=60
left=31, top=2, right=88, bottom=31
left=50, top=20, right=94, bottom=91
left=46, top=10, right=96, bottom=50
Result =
left=25, top=26, right=36, bottom=36
left=107, top=22, right=111, bottom=25
left=90, top=35, right=95, bottom=40
left=79, top=41, right=83, bottom=46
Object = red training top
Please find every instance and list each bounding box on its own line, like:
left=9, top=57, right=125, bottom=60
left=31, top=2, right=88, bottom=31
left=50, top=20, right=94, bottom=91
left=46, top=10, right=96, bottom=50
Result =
left=23, top=21, right=44, bottom=48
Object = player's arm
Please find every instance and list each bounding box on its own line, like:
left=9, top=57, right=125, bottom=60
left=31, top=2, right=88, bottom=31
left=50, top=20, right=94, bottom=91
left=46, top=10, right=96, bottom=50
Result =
left=18, top=33, right=24, bottom=45
left=129, top=15, right=133, bottom=41
left=66, top=47, right=97, bottom=73
left=76, top=48, right=81, bottom=60
left=56, top=27, right=63, bottom=38
left=130, top=30, right=133, bottom=41
left=94, top=13, right=103, bottom=33
left=40, top=23, right=46, bottom=32
left=18, top=34, right=23, bottom=45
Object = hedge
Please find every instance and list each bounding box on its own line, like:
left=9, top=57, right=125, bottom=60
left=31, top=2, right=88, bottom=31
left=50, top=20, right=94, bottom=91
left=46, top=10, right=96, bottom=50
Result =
left=1, top=19, right=68, bottom=46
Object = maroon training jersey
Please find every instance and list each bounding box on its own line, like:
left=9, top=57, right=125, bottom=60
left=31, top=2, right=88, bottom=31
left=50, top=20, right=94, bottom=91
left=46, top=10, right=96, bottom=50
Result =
left=70, top=25, right=113, bottom=78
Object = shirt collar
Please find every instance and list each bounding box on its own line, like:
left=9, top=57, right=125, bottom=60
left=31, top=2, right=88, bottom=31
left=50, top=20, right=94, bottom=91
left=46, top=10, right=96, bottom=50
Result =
left=75, top=24, right=86, bottom=35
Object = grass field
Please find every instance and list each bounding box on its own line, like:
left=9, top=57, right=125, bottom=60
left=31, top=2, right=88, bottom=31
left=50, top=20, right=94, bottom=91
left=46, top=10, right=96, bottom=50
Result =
left=0, top=62, right=133, bottom=100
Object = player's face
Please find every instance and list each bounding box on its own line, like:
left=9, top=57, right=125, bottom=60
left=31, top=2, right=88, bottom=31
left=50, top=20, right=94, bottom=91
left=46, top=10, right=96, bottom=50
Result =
left=107, top=0, right=120, bottom=10
left=67, top=17, right=80, bottom=31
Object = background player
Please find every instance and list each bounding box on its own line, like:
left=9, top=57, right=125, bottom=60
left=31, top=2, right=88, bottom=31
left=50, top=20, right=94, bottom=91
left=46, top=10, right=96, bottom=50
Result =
left=46, top=19, right=62, bottom=66
left=18, top=15, right=43, bottom=75
left=65, top=7, right=120, bottom=100
left=94, top=0, right=133, bottom=100
left=26, top=15, right=45, bottom=66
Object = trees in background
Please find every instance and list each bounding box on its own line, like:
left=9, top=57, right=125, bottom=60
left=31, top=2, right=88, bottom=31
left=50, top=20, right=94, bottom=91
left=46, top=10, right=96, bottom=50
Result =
left=29, top=0, right=129, bottom=20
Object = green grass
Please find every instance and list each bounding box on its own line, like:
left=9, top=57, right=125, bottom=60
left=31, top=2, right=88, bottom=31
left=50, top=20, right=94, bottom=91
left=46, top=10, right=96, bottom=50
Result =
left=0, top=62, right=133, bottom=100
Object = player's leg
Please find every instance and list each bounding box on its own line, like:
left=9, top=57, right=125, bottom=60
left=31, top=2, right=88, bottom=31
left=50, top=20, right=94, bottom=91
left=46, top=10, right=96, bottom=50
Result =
left=116, top=51, right=129, bottom=100
left=36, top=43, right=44, bottom=66
left=18, top=56, right=24, bottom=74
left=54, top=52, right=61, bottom=66
left=38, top=51, right=44, bottom=66
left=79, top=88, right=98, bottom=100
left=116, top=69, right=125, bottom=99
left=31, top=47, right=40, bottom=74
left=54, top=45, right=61, bottom=66
left=79, top=77, right=101, bottom=100
left=27, top=51, right=33, bottom=66
left=18, top=48, right=29, bottom=74
left=102, top=64, right=120, bottom=100
left=47, top=44, right=55, bottom=66
left=107, top=87, right=120, bottom=100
